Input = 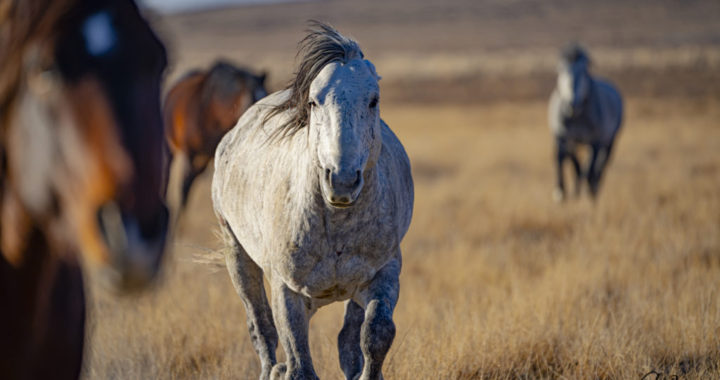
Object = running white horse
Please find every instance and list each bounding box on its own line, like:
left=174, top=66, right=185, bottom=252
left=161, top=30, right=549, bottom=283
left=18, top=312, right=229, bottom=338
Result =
left=212, top=22, right=413, bottom=380
left=548, top=44, right=623, bottom=201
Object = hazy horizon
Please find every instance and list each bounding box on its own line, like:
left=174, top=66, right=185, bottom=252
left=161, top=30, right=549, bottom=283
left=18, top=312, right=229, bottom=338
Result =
left=141, top=0, right=308, bottom=14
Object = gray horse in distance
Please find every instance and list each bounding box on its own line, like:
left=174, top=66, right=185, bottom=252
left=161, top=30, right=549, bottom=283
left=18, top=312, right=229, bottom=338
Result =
left=548, top=44, right=623, bottom=201
left=212, top=22, right=413, bottom=380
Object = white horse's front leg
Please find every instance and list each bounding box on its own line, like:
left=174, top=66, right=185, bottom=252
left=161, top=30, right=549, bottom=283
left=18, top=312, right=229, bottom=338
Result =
left=338, top=300, right=364, bottom=379
left=270, top=281, right=319, bottom=380
left=356, top=253, right=401, bottom=380
left=223, top=224, right=277, bottom=380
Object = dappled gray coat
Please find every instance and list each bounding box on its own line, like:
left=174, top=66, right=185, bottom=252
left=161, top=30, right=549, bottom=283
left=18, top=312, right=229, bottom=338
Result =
left=211, top=22, right=413, bottom=380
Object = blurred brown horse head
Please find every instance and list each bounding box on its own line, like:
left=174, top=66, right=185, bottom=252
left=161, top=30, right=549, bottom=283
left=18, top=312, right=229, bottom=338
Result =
left=1, top=0, right=169, bottom=289
left=0, top=0, right=168, bottom=377
left=164, top=60, right=267, bottom=211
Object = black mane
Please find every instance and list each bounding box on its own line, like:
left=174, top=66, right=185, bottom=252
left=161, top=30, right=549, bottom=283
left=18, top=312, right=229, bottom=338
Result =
left=264, top=20, right=363, bottom=139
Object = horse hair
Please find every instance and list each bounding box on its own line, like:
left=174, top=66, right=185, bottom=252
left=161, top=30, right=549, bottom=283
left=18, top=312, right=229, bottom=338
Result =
left=264, top=20, right=363, bottom=140
left=0, top=0, right=77, bottom=130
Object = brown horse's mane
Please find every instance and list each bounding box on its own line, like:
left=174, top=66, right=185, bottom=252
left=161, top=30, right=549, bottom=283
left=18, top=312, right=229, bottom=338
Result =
left=0, top=0, right=79, bottom=132
left=0, top=0, right=87, bottom=264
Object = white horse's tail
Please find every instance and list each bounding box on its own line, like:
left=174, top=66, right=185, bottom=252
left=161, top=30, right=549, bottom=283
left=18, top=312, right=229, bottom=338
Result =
left=185, top=228, right=231, bottom=270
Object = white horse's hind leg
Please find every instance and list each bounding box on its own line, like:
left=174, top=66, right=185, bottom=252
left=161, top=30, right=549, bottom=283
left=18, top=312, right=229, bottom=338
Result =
left=356, top=254, right=401, bottom=380
left=270, top=282, right=319, bottom=380
left=338, top=300, right=364, bottom=379
left=222, top=223, right=278, bottom=380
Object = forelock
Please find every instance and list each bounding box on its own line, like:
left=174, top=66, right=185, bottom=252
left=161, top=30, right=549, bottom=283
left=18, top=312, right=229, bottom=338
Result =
left=264, top=21, right=364, bottom=140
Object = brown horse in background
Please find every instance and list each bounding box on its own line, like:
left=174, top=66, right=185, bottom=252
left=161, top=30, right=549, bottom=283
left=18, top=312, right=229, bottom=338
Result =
left=0, top=0, right=169, bottom=379
left=163, top=61, right=267, bottom=213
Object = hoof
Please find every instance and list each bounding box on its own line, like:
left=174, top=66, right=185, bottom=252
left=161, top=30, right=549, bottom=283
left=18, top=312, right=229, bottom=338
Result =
left=270, top=363, right=287, bottom=380
left=552, top=188, right=565, bottom=203
left=270, top=363, right=319, bottom=380
left=589, top=186, right=599, bottom=199
left=356, top=374, right=384, bottom=380
left=259, top=364, right=273, bottom=380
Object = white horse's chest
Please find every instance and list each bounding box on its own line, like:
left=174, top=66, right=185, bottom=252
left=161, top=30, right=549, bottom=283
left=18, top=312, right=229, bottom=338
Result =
left=272, top=203, right=400, bottom=301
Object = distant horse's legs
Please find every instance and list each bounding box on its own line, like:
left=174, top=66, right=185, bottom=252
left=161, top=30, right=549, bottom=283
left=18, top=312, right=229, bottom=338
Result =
left=182, top=154, right=211, bottom=208
left=166, top=151, right=191, bottom=219
left=166, top=151, right=209, bottom=219
left=355, top=254, right=401, bottom=380
left=338, top=300, right=365, bottom=379
left=589, top=141, right=615, bottom=198
left=270, top=282, right=318, bottom=380
left=587, top=144, right=602, bottom=198
left=222, top=222, right=278, bottom=380
left=568, top=152, right=582, bottom=197
left=180, top=168, right=199, bottom=208
left=554, top=137, right=569, bottom=202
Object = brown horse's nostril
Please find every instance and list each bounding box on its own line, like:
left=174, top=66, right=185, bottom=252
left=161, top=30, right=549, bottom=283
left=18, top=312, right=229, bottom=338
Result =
left=95, top=200, right=168, bottom=292
left=96, top=202, right=169, bottom=252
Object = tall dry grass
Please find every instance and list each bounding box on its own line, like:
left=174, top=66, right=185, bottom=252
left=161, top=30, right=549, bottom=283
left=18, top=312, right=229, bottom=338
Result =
left=83, top=98, right=720, bottom=379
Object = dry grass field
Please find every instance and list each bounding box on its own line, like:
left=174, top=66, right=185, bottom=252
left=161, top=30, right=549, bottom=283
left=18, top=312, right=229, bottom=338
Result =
left=82, top=1, right=720, bottom=379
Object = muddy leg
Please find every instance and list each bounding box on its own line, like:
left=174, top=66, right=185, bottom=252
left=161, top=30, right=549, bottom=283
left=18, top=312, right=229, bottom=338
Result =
left=338, top=300, right=364, bottom=379
left=355, top=254, right=401, bottom=380
left=223, top=223, right=278, bottom=380
left=270, top=281, right=318, bottom=380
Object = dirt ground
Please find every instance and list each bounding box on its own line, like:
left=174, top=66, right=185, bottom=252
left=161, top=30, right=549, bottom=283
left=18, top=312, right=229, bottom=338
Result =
left=82, top=1, right=720, bottom=378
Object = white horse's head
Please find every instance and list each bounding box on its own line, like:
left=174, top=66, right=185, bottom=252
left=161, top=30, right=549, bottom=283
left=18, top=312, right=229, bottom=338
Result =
left=311, top=56, right=381, bottom=208
left=557, top=44, right=592, bottom=116
left=268, top=22, right=382, bottom=208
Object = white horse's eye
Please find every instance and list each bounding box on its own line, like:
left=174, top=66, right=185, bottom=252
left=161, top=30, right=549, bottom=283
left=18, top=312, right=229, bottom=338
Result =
left=308, top=100, right=317, bottom=108
left=369, top=97, right=378, bottom=108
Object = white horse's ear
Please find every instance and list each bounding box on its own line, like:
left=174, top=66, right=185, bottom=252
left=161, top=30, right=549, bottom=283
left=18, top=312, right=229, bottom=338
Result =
left=364, top=59, right=381, bottom=81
